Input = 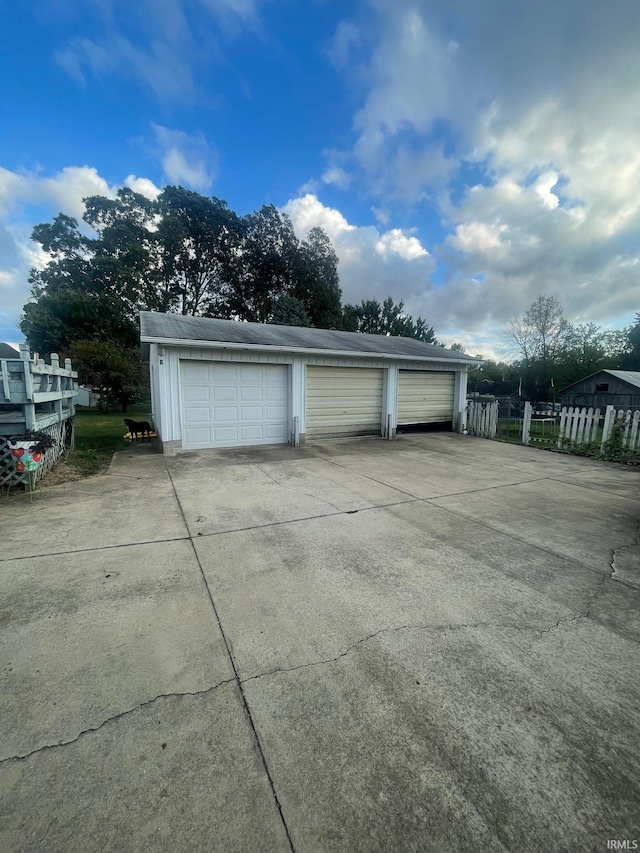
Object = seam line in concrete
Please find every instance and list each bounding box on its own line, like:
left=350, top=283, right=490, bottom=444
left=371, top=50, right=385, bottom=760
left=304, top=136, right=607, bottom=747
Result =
left=252, top=462, right=348, bottom=513
left=421, top=499, right=610, bottom=575
left=545, top=476, right=640, bottom=503
left=317, top=454, right=559, bottom=500
left=0, top=680, right=236, bottom=764
left=191, top=498, right=436, bottom=540
left=0, top=536, right=191, bottom=564
left=164, top=459, right=296, bottom=853
left=317, top=455, right=422, bottom=499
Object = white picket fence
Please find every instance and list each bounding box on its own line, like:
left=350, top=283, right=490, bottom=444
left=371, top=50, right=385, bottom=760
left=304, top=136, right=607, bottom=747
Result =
left=557, top=405, right=602, bottom=447
left=520, top=403, right=640, bottom=453
left=466, top=399, right=499, bottom=438
left=599, top=407, right=640, bottom=452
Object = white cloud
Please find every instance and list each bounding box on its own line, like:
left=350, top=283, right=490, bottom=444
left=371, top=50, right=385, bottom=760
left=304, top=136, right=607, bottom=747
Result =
left=328, top=20, right=361, bottom=69
left=0, top=165, right=158, bottom=343
left=0, top=165, right=117, bottom=219
left=284, top=193, right=436, bottom=312
left=322, top=166, right=352, bottom=190
left=153, top=125, right=217, bottom=191
left=124, top=174, right=161, bottom=200
left=376, top=229, right=427, bottom=261
left=326, top=0, right=640, bottom=342
left=55, top=0, right=266, bottom=100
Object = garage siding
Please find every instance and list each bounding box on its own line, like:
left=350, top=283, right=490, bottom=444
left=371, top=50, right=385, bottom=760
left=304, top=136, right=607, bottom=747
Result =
left=306, top=366, right=383, bottom=439
left=180, top=361, right=289, bottom=449
left=397, top=370, right=455, bottom=424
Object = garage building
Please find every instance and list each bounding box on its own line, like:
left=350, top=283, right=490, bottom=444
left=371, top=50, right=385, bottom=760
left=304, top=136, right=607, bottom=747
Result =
left=140, top=312, right=478, bottom=453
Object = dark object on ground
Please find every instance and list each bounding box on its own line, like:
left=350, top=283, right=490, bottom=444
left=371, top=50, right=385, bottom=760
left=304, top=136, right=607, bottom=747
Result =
left=124, top=419, right=152, bottom=441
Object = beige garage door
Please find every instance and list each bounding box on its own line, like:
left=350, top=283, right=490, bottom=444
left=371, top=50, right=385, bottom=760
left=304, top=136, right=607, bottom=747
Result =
left=306, top=366, right=383, bottom=439
left=180, top=361, right=289, bottom=449
left=397, top=370, right=455, bottom=424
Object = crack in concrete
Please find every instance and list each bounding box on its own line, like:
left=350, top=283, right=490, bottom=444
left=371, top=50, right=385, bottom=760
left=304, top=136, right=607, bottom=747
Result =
left=240, top=613, right=586, bottom=685
left=607, top=520, right=640, bottom=590
left=0, top=678, right=236, bottom=764
left=241, top=516, right=640, bottom=687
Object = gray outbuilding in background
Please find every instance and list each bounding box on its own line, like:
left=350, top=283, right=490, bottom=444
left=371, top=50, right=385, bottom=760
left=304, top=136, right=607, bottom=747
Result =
left=559, top=369, right=640, bottom=411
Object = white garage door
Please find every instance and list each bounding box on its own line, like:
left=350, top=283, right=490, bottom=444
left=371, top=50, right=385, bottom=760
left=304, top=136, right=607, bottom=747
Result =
left=306, top=366, right=383, bottom=440
left=180, top=361, right=289, bottom=449
left=397, top=370, right=455, bottom=424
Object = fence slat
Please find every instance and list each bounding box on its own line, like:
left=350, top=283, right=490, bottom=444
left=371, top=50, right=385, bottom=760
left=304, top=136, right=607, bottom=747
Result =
left=630, top=411, right=640, bottom=451
left=601, top=406, right=615, bottom=452
left=465, top=399, right=499, bottom=439
left=522, top=402, right=532, bottom=445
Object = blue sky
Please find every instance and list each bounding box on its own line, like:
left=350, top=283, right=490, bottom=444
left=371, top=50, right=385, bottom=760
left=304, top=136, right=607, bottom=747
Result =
left=2, top=0, right=640, bottom=357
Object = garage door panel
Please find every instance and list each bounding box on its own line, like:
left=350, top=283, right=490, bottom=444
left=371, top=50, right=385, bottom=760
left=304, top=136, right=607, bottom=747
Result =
left=211, top=386, right=237, bottom=402
left=306, top=366, right=383, bottom=440
left=212, top=406, right=238, bottom=422
left=397, top=371, right=455, bottom=425
left=183, top=427, right=212, bottom=444
left=239, top=406, right=263, bottom=421
left=212, top=365, right=238, bottom=381
left=212, top=426, right=238, bottom=442
left=180, top=361, right=289, bottom=449
left=182, top=362, right=208, bottom=381
left=183, top=385, right=211, bottom=402
left=239, top=425, right=263, bottom=440
left=239, top=366, right=263, bottom=381
left=266, top=385, right=287, bottom=402
left=183, top=406, right=211, bottom=424
left=240, top=386, right=263, bottom=401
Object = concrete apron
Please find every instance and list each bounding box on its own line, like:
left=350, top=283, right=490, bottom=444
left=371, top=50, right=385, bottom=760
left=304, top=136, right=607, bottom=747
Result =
left=1, top=433, right=639, bottom=852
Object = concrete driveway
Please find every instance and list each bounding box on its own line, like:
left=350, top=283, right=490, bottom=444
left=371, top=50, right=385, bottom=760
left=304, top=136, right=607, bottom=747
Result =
left=1, top=433, right=639, bottom=852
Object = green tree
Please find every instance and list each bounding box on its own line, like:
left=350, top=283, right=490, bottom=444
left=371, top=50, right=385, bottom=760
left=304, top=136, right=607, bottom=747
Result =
left=621, top=314, right=640, bottom=369
left=555, top=322, right=630, bottom=387
left=503, top=295, right=568, bottom=399
left=84, top=188, right=167, bottom=316
left=342, top=297, right=438, bottom=342
left=21, top=289, right=138, bottom=357
left=270, top=295, right=312, bottom=327
left=228, top=205, right=300, bottom=322
left=294, top=227, right=342, bottom=328
left=156, top=186, right=243, bottom=316
left=68, top=340, right=145, bottom=413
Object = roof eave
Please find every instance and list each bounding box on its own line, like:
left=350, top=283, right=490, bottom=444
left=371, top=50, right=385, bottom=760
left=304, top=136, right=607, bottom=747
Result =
left=140, top=334, right=479, bottom=365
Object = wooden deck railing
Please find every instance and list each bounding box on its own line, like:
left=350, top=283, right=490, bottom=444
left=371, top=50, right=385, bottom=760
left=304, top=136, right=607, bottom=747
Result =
left=0, top=344, right=78, bottom=485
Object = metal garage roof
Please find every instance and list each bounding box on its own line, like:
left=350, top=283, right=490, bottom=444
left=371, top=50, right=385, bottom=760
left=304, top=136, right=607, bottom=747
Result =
left=140, top=311, right=479, bottom=363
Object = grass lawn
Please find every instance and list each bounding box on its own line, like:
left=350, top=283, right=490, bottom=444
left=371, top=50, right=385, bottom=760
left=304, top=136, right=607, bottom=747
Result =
left=69, top=406, right=152, bottom=476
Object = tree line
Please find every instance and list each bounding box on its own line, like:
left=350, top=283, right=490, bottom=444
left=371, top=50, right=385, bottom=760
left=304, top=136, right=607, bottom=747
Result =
left=469, top=295, right=640, bottom=400
left=20, top=185, right=438, bottom=409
